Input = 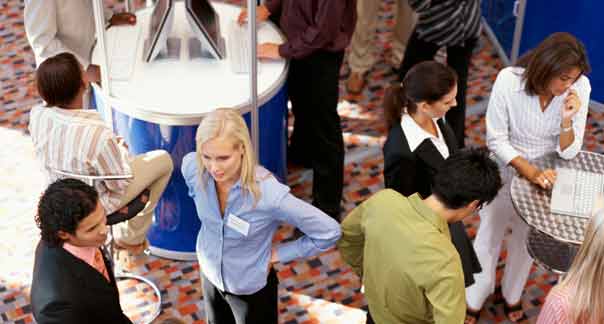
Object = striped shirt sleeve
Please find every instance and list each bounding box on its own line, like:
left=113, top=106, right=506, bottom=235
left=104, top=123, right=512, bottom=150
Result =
left=412, top=0, right=481, bottom=46
left=408, top=0, right=431, bottom=12
left=556, top=76, right=591, bottom=159
left=486, top=69, right=522, bottom=165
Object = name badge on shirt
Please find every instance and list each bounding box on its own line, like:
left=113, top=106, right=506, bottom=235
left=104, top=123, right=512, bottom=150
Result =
left=227, top=213, right=250, bottom=237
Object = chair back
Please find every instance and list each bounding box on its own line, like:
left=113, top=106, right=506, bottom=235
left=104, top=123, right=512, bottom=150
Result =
left=46, top=166, right=133, bottom=186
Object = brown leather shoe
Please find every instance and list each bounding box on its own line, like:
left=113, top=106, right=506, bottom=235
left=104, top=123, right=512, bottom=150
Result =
left=346, top=71, right=365, bottom=94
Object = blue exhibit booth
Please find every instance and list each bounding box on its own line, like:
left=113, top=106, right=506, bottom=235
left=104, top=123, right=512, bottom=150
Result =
left=92, top=2, right=288, bottom=260
left=482, top=0, right=604, bottom=103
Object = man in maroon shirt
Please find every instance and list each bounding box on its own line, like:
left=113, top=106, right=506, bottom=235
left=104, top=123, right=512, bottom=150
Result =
left=239, top=0, right=356, bottom=221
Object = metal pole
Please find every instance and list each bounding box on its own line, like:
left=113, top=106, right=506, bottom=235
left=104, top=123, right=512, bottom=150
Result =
left=510, top=0, right=527, bottom=64
left=92, top=0, right=113, bottom=130
left=247, top=0, right=259, bottom=159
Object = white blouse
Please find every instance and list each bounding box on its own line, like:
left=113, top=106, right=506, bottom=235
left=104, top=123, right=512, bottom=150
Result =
left=486, top=66, right=591, bottom=166
left=401, top=114, right=450, bottom=159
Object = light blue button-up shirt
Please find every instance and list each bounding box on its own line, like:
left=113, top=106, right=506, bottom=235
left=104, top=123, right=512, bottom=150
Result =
left=182, top=152, right=341, bottom=295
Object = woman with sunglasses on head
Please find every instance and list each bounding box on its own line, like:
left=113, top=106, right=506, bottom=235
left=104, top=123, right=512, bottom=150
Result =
left=382, top=61, right=483, bottom=291
left=181, top=108, right=341, bottom=324
left=465, top=32, right=591, bottom=324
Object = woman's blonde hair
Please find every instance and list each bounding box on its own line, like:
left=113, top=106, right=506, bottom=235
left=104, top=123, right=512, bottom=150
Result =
left=195, top=108, right=260, bottom=203
left=556, top=208, right=604, bottom=323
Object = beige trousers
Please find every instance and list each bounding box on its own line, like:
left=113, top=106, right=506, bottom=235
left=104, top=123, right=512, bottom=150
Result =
left=348, top=0, right=416, bottom=73
left=113, top=150, right=174, bottom=245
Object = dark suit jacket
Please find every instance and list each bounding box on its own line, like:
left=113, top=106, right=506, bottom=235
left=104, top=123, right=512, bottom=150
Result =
left=30, top=241, right=133, bottom=324
left=383, top=118, right=482, bottom=286
left=383, top=119, right=458, bottom=197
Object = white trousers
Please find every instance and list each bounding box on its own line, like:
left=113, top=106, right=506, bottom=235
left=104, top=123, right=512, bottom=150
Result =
left=466, top=168, right=534, bottom=309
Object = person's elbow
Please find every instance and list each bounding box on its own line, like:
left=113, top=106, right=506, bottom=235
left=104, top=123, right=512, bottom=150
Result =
left=558, top=145, right=580, bottom=160
left=486, top=133, right=504, bottom=153
left=331, top=225, right=342, bottom=244
left=315, top=221, right=342, bottom=251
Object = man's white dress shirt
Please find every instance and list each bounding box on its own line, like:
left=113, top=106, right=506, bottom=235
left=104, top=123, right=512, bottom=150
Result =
left=24, top=0, right=110, bottom=67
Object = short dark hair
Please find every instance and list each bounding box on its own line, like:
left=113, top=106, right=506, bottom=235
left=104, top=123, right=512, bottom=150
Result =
left=35, top=179, right=99, bottom=247
left=384, top=61, right=457, bottom=130
left=35, top=52, right=83, bottom=107
left=432, top=148, right=502, bottom=210
left=516, top=32, right=590, bottom=96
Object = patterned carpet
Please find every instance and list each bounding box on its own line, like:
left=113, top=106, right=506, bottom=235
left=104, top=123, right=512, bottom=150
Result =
left=2, top=1, right=604, bottom=324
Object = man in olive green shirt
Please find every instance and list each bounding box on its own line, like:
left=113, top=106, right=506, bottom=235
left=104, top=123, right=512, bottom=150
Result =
left=338, top=149, right=502, bottom=324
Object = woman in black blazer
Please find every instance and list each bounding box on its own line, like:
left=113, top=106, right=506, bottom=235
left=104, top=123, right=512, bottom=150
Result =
left=382, top=61, right=481, bottom=287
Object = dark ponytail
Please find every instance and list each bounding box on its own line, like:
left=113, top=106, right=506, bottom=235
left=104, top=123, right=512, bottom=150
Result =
left=383, top=61, right=458, bottom=131
left=384, top=82, right=410, bottom=130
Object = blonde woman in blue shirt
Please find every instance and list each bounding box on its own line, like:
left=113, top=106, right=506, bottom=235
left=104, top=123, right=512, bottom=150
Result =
left=181, top=108, right=341, bottom=324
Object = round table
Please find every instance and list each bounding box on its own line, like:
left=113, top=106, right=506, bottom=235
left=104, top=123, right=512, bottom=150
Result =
left=91, top=2, right=288, bottom=260
left=526, top=228, right=578, bottom=274
left=510, top=150, right=604, bottom=244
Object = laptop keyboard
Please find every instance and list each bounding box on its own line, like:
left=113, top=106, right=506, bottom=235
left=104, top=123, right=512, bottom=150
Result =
left=551, top=167, right=604, bottom=218
left=573, top=169, right=604, bottom=216
left=227, top=22, right=252, bottom=74
left=107, top=24, right=142, bottom=80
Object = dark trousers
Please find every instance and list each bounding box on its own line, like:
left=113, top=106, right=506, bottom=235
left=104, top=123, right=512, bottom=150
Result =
left=202, top=269, right=279, bottom=324
left=397, top=32, right=478, bottom=148
left=288, top=51, right=345, bottom=218
left=366, top=311, right=376, bottom=324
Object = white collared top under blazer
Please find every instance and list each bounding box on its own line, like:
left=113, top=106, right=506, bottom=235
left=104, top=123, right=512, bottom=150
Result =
left=401, top=114, right=450, bottom=159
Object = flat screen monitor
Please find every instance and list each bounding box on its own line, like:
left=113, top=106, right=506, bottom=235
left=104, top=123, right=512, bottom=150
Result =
left=144, top=0, right=175, bottom=62
left=185, top=0, right=225, bottom=59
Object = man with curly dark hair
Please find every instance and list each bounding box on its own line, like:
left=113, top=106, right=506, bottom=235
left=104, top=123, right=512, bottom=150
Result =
left=30, top=178, right=133, bottom=324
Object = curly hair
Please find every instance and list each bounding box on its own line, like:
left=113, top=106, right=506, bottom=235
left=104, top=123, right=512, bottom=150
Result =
left=35, top=179, right=99, bottom=247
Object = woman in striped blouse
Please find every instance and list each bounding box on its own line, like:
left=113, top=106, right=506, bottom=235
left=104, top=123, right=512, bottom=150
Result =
left=465, top=32, right=591, bottom=323
left=537, top=205, right=604, bottom=324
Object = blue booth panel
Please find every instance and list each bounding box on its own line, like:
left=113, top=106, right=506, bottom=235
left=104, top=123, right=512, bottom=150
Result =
left=93, top=86, right=288, bottom=259
left=519, top=0, right=604, bottom=103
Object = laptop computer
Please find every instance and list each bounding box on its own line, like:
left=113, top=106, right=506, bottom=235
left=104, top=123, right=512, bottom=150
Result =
left=550, top=167, right=604, bottom=218
left=143, top=0, right=175, bottom=62
left=185, top=0, right=225, bottom=60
